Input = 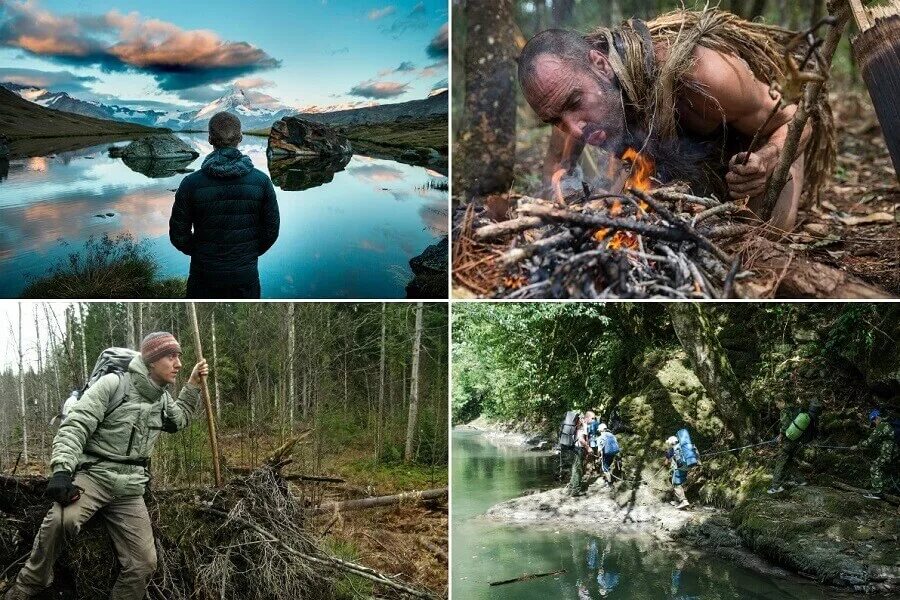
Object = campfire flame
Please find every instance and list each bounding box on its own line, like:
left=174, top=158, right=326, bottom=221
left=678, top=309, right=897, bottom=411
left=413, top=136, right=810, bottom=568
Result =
left=606, top=230, right=638, bottom=251
left=550, top=167, right=566, bottom=204
left=622, top=147, right=654, bottom=192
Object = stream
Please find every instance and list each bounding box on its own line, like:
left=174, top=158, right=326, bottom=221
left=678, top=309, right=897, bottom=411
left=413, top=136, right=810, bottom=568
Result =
left=451, top=428, right=859, bottom=599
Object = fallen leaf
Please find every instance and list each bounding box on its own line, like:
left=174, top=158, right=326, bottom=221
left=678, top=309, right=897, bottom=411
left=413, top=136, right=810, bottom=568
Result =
left=836, top=212, right=895, bottom=226
left=821, top=200, right=839, bottom=212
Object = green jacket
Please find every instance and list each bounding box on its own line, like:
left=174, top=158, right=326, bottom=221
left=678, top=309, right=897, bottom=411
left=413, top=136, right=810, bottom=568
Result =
left=51, top=355, right=200, bottom=496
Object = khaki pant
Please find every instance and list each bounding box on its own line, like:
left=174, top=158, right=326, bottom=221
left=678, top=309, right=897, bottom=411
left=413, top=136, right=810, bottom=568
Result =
left=13, top=472, right=156, bottom=599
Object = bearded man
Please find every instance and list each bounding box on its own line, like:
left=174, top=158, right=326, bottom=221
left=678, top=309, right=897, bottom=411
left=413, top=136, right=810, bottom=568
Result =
left=518, top=10, right=834, bottom=231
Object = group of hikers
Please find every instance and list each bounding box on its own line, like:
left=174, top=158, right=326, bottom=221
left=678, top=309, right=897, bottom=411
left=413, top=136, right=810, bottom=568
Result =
left=559, top=401, right=898, bottom=508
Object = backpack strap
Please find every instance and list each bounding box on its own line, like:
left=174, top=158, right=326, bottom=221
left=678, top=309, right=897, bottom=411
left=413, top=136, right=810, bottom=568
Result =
left=103, top=372, right=131, bottom=419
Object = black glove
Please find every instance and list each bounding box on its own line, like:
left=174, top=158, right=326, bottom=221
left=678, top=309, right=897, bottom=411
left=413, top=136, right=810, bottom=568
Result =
left=45, top=471, right=80, bottom=506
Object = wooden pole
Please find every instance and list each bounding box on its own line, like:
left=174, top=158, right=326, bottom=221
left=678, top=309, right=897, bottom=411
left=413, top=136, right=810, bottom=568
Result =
left=762, top=0, right=851, bottom=219
left=188, top=302, right=223, bottom=487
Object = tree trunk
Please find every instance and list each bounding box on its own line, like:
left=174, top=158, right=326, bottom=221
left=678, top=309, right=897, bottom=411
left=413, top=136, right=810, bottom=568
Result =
left=77, top=303, right=88, bottom=383
left=126, top=303, right=135, bottom=349
left=749, top=0, right=768, bottom=19
left=18, top=304, right=28, bottom=463
left=137, top=302, right=143, bottom=343
left=308, top=488, right=448, bottom=515
left=287, top=304, right=295, bottom=432
left=376, top=302, right=386, bottom=462
left=552, top=0, right=575, bottom=27
left=668, top=303, right=749, bottom=441
left=404, top=303, right=424, bottom=463
left=454, top=0, right=517, bottom=199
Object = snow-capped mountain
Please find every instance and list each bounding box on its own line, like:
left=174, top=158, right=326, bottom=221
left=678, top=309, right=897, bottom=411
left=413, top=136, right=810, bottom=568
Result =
left=182, top=88, right=296, bottom=130
left=0, top=82, right=169, bottom=127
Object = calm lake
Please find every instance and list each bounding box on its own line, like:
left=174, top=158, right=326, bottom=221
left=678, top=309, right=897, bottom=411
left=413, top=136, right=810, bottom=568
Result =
left=451, top=428, right=859, bottom=600
left=0, top=133, right=447, bottom=298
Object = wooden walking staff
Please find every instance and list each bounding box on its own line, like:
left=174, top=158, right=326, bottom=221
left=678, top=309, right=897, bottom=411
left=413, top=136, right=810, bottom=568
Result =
left=188, top=302, right=223, bottom=487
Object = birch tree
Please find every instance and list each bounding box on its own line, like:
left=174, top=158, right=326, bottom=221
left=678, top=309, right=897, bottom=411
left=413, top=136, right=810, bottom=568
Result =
left=404, top=302, right=424, bottom=463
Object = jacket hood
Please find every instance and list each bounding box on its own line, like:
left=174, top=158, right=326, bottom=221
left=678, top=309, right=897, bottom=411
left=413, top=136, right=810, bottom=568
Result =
left=201, top=147, right=254, bottom=179
left=128, top=355, right=165, bottom=401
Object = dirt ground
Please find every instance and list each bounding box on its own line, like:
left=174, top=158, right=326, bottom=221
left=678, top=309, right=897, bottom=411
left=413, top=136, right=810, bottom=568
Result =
left=454, top=90, right=898, bottom=298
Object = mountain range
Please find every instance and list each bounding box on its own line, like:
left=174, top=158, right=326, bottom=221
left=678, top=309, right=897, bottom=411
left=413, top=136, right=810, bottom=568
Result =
left=0, top=82, right=448, bottom=132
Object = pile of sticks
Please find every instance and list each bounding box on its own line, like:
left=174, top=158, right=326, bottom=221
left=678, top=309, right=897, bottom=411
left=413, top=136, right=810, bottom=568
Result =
left=462, top=184, right=751, bottom=299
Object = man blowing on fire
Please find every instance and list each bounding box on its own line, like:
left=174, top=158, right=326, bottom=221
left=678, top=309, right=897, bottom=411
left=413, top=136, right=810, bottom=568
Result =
left=5, top=333, right=207, bottom=600
left=517, top=9, right=834, bottom=232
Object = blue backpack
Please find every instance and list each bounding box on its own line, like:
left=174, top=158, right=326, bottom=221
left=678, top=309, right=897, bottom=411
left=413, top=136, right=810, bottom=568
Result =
left=601, top=432, right=620, bottom=456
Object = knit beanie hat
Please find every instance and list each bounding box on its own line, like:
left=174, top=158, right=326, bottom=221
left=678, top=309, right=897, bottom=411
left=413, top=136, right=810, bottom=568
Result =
left=141, top=332, right=181, bottom=364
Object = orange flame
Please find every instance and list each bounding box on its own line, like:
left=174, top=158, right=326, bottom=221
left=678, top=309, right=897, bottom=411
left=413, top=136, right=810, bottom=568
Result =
left=622, top=147, right=654, bottom=192
left=550, top=167, right=566, bottom=204
left=606, top=230, right=638, bottom=251
left=592, top=227, right=611, bottom=242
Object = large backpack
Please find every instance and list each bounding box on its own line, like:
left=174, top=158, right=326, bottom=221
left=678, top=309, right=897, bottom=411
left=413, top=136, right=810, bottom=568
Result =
left=559, top=411, right=580, bottom=449
left=784, top=412, right=811, bottom=441
left=601, top=432, right=620, bottom=456
left=56, top=348, right=139, bottom=426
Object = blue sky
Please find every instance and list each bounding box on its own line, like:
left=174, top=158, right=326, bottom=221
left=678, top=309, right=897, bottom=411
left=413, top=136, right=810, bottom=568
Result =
left=0, top=0, right=448, bottom=111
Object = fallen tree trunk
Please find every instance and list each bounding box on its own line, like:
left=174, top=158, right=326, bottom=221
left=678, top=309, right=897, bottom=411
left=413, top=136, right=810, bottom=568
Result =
left=308, top=488, right=448, bottom=515
left=734, top=237, right=890, bottom=298
left=489, top=569, right=567, bottom=586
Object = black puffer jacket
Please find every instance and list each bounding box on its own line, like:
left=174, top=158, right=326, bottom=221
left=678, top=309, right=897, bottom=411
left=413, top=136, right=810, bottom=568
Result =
left=170, top=148, right=280, bottom=284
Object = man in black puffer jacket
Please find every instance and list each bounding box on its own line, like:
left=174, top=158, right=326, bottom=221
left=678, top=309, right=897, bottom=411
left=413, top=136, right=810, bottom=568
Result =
left=170, top=111, right=280, bottom=298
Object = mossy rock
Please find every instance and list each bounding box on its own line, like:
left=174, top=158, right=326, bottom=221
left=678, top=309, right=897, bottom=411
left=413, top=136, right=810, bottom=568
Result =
left=731, top=485, right=899, bottom=589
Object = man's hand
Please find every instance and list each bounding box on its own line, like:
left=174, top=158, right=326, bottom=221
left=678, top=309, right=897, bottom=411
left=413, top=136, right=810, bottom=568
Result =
left=726, top=145, right=777, bottom=199
left=188, top=359, right=209, bottom=386
left=46, top=471, right=81, bottom=506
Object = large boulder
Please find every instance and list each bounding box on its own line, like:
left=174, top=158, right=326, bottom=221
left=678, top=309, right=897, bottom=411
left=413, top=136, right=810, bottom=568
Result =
left=405, top=236, right=447, bottom=299
left=267, top=117, right=352, bottom=158
left=120, top=134, right=199, bottom=160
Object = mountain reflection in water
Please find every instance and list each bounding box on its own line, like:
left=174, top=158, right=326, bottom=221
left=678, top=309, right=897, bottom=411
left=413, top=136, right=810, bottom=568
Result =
left=0, top=132, right=447, bottom=298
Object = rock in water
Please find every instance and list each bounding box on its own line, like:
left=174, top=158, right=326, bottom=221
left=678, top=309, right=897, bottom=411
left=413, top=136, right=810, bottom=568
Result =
left=267, top=154, right=351, bottom=191
left=120, top=134, right=199, bottom=160
left=0, top=136, right=9, bottom=159
left=406, top=236, right=447, bottom=299
left=107, top=146, right=125, bottom=158
left=267, top=117, right=352, bottom=158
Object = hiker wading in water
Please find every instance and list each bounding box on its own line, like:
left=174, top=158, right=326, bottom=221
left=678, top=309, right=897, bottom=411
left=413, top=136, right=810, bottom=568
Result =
left=170, top=111, right=280, bottom=299
left=5, top=333, right=207, bottom=600
left=517, top=9, right=835, bottom=231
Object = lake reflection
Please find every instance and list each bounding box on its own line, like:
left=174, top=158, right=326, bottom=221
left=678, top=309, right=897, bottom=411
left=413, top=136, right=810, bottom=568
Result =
left=0, top=133, right=447, bottom=298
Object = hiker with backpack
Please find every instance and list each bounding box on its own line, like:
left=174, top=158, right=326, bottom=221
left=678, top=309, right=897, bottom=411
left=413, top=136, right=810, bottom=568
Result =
left=852, top=409, right=897, bottom=500
left=559, top=410, right=590, bottom=497
left=768, top=399, right=821, bottom=494
left=664, top=429, right=701, bottom=509
left=597, top=423, right=620, bottom=486
left=5, top=332, right=207, bottom=600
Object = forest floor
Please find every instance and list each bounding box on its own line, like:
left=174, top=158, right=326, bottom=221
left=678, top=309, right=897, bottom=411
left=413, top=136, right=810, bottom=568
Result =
left=453, top=89, right=898, bottom=297
left=1, top=430, right=449, bottom=597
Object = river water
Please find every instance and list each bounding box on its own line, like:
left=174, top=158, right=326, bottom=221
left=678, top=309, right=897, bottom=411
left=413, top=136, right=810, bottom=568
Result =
left=0, top=133, right=447, bottom=298
left=451, top=428, right=858, bottom=599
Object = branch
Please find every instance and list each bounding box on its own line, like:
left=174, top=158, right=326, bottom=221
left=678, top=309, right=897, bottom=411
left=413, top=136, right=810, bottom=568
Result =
left=763, top=2, right=851, bottom=218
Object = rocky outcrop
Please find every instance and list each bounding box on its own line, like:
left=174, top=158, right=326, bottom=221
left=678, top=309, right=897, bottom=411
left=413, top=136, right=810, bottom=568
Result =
left=267, top=153, right=350, bottom=191
left=267, top=117, right=351, bottom=158
left=405, top=236, right=447, bottom=299
left=731, top=485, right=899, bottom=593
left=120, top=134, right=199, bottom=160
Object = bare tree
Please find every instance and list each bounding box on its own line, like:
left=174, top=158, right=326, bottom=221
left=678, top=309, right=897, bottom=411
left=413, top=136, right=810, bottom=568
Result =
left=376, top=302, right=386, bottom=461
left=212, top=308, right=221, bottom=419
left=287, top=303, right=295, bottom=432
left=404, top=303, right=424, bottom=463
left=18, top=304, right=28, bottom=463
left=126, top=303, right=136, bottom=349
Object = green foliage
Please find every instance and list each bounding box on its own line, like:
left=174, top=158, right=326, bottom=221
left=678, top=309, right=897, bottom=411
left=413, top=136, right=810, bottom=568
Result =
left=320, top=539, right=374, bottom=600
left=21, top=234, right=184, bottom=299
